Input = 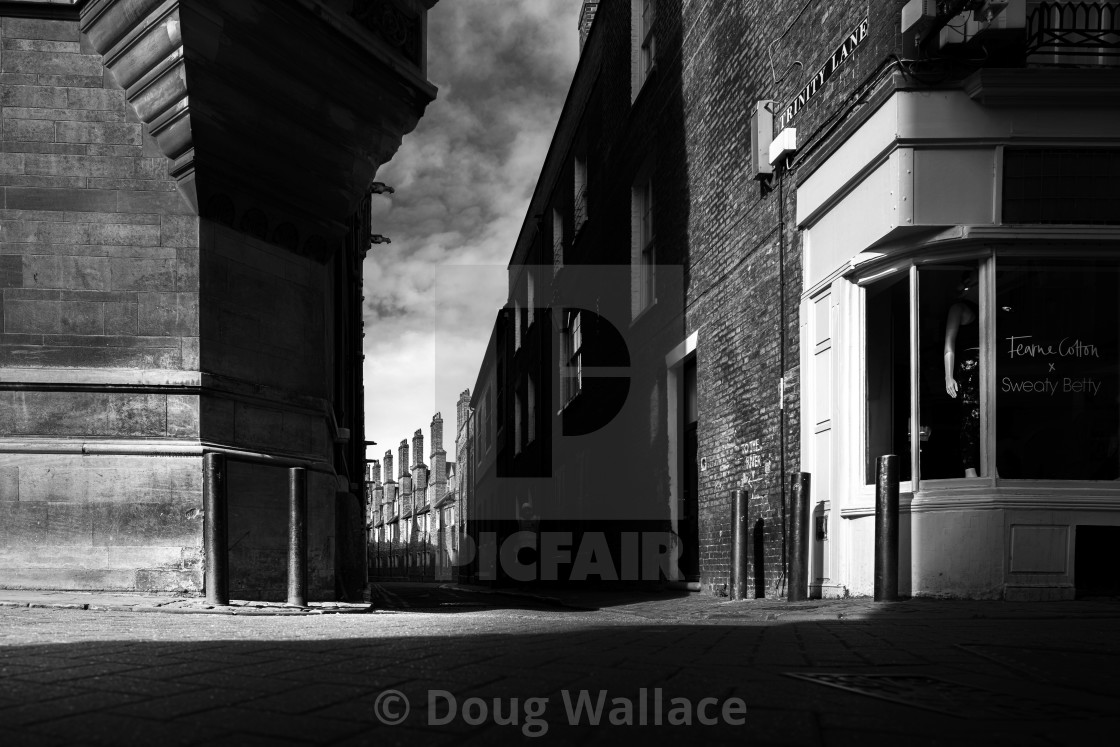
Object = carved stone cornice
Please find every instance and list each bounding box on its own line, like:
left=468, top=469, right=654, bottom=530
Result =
left=79, top=0, right=438, bottom=255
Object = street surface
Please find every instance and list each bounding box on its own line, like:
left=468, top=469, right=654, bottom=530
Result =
left=0, top=584, right=1117, bottom=745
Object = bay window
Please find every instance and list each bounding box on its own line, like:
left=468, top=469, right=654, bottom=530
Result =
left=865, top=252, right=1119, bottom=486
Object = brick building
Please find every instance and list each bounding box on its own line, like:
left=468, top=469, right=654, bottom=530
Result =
left=367, top=410, right=458, bottom=579
left=0, top=0, right=439, bottom=600
left=466, top=0, right=1120, bottom=599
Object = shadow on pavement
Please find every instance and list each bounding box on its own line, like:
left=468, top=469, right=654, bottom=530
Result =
left=1, top=599, right=1119, bottom=745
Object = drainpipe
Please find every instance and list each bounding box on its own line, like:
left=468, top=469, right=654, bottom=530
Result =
left=778, top=164, right=788, bottom=598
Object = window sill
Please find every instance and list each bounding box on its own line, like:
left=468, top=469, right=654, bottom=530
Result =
left=558, top=389, right=583, bottom=415
left=631, top=62, right=658, bottom=106
left=631, top=298, right=658, bottom=327
left=841, top=480, right=1120, bottom=518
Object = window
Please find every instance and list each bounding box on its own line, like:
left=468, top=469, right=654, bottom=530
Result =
left=496, top=362, right=505, bottom=432
left=481, top=389, right=491, bottom=453
left=553, top=207, right=565, bottom=272
left=514, top=298, right=521, bottom=350
left=514, top=388, right=523, bottom=455
left=564, top=310, right=583, bottom=404
left=865, top=255, right=1120, bottom=486
left=631, top=0, right=656, bottom=99
left=528, top=374, right=537, bottom=444
left=641, top=0, right=656, bottom=77
left=1003, top=149, right=1120, bottom=225
left=631, top=178, right=655, bottom=317
left=527, top=269, right=535, bottom=329
left=994, top=258, right=1118, bottom=479
left=573, top=157, right=588, bottom=235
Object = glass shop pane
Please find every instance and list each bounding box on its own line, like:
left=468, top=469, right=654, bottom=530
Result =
left=919, top=261, right=982, bottom=480
left=996, top=259, right=1120, bottom=480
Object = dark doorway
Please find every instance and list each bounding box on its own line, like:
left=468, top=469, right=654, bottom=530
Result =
left=1076, top=525, right=1120, bottom=598
left=679, top=356, right=699, bottom=582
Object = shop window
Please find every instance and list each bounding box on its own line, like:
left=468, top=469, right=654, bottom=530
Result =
left=919, top=261, right=983, bottom=480
left=865, top=274, right=912, bottom=483
left=995, top=258, right=1119, bottom=480
left=866, top=256, right=1120, bottom=485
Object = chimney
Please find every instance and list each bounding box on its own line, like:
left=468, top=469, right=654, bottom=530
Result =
left=383, top=450, right=394, bottom=484
left=412, top=429, right=424, bottom=468
left=431, top=413, right=443, bottom=451
left=578, top=1, right=599, bottom=52
left=457, top=389, right=471, bottom=437
left=398, top=439, right=409, bottom=479
left=368, top=459, right=381, bottom=486
left=430, top=412, right=448, bottom=506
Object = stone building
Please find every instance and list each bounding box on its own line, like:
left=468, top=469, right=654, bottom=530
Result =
left=466, top=0, right=1120, bottom=599
left=449, top=387, right=470, bottom=579
left=368, top=411, right=457, bottom=578
left=0, top=0, right=439, bottom=600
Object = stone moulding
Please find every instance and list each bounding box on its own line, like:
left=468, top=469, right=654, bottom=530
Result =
left=78, top=0, right=438, bottom=250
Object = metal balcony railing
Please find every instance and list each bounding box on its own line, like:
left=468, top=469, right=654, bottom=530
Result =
left=1026, top=2, right=1120, bottom=64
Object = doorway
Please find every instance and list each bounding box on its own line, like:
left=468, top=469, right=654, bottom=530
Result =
left=679, top=356, right=699, bottom=581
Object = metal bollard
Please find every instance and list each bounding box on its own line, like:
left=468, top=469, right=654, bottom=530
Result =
left=288, top=467, right=308, bottom=607
left=788, top=472, right=811, bottom=602
left=874, top=455, right=899, bottom=601
left=729, top=489, right=749, bottom=600
left=203, top=452, right=229, bottom=606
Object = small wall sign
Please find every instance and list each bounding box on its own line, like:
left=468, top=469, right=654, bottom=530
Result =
left=777, top=18, right=869, bottom=130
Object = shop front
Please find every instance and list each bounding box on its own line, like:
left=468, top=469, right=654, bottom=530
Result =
left=797, top=74, right=1120, bottom=599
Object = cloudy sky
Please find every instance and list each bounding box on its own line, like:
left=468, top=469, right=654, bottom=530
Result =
left=362, top=1, right=581, bottom=469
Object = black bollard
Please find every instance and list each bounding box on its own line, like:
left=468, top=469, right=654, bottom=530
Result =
left=730, top=489, right=749, bottom=600
left=874, top=455, right=899, bottom=601
left=203, top=452, right=229, bottom=606
left=788, top=472, right=811, bottom=602
left=288, top=467, right=308, bottom=607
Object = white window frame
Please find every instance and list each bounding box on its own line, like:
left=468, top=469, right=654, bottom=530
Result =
left=514, top=298, right=522, bottom=350
left=527, top=269, right=535, bottom=329
left=514, top=388, right=523, bottom=455
left=631, top=178, right=655, bottom=318
left=631, top=0, right=657, bottom=100
left=563, top=310, right=583, bottom=406
left=553, top=207, right=565, bottom=272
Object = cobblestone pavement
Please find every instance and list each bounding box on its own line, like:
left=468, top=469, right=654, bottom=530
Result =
left=1, top=585, right=1117, bottom=746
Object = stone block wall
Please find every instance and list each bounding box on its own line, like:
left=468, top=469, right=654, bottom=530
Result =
left=195, top=221, right=340, bottom=601
left=0, top=14, right=203, bottom=591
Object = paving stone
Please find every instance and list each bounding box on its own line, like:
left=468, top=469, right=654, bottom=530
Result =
left=0, top=591, right=1117, bottom=744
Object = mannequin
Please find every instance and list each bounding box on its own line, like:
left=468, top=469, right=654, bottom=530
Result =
left=944, top=270, right=981, bottom=477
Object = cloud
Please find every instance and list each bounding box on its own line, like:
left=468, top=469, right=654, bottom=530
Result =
left=362, top=0, right=580, bottom=458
